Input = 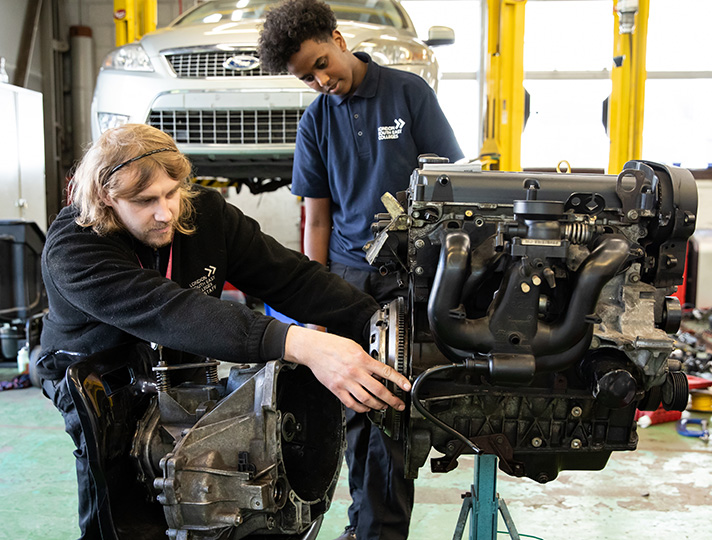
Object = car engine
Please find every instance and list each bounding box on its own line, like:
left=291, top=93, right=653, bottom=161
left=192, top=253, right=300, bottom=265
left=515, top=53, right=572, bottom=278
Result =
left=365, top=158, right=697, bottom=483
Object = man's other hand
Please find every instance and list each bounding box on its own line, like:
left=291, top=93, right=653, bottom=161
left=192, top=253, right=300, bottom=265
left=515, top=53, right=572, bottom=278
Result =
left=284, top=325, right=411, bottom=412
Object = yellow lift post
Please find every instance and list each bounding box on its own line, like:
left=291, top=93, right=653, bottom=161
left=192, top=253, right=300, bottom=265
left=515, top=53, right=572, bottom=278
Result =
left=479, top=0, right=527, bottom=171
left=113, top=0, right=158, bottom=47
left=607, top=0, right=649, bottom=174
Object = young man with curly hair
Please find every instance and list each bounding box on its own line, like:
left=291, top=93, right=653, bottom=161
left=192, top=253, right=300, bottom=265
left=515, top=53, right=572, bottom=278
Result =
left=259, top=2, right=464, bottom=539
left=38, top=123, right=411, bottom=540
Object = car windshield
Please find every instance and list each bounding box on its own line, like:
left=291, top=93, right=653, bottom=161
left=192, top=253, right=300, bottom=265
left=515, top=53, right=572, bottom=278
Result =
left=174, top=0, right=409, bottom=29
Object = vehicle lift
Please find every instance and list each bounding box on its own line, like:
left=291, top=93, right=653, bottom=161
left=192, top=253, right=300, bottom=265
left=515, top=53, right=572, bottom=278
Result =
left=113, top=0, right=157, bottom=47
left=478, top=0, right=649, bottom=175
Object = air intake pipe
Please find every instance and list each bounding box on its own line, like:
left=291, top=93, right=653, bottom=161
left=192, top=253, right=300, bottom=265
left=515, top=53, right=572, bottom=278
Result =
left=427, top=231, right=633, bottom=379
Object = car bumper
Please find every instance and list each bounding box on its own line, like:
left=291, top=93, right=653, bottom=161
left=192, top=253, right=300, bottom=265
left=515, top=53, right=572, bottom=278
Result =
left=90, top=70, right=318, bottom=158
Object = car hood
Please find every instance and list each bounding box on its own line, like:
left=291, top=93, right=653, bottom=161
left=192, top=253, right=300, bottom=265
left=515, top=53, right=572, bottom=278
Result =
left=137, top=19, right=420, bottom=55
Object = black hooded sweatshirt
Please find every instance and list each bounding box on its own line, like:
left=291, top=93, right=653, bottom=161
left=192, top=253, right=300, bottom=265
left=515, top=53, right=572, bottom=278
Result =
left=39, top=185, right=379, bottom=377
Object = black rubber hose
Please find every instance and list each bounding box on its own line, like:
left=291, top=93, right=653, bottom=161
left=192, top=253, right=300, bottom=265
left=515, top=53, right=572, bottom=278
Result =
left=411, top=364, right=482, bottom=454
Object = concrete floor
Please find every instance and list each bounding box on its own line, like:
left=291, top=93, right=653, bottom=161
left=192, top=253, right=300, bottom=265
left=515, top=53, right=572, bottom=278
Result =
left=1, top=369, right=711, bottom=540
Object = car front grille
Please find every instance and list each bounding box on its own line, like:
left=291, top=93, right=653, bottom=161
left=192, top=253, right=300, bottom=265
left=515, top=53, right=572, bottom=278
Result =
left=148, top=109, right=304, bottom=145
left=164, top=49, right=286, bottom=78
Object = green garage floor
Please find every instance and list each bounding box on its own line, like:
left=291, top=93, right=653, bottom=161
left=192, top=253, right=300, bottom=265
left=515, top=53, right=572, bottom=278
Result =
left=1, top=371, right=711, bottom=540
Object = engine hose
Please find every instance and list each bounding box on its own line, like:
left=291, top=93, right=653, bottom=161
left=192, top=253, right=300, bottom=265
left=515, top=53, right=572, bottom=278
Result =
left=411, top=364, right=482, bottom=454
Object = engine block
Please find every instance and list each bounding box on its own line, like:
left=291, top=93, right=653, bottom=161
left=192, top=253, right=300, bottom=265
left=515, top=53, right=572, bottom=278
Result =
left=366, top=159, right=697, bottom=482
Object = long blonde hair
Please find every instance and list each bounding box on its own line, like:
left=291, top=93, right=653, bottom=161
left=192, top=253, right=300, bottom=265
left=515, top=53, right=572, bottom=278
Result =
left=70, top=124, right=197, bottom=236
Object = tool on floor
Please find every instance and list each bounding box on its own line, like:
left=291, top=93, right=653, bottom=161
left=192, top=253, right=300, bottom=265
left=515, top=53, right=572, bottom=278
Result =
left=676, top=418, right=710, bottom=442
left=689, top=389, right=712, bottom=412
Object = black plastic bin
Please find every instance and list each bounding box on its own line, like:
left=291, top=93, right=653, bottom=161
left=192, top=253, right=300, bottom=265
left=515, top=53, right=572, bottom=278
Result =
left=0, top=220, right=47, bottom=361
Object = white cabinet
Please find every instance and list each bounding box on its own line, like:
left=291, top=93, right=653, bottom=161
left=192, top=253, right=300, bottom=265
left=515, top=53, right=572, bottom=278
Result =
left=0, top=84, right=46, bottom=230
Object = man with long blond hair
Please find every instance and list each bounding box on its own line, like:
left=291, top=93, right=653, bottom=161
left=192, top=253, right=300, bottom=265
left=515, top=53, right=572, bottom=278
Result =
left=38, top=124, right=410, bottom=540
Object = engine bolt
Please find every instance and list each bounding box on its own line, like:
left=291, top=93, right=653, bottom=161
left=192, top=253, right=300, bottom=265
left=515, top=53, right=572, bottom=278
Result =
left=571, top=406, right=583, bottom=418
left=590, top=336, right=601, bottom=349
left=520, top=282, right=531, bottom=294
left=415, top=266, right=424, bottom=275
left=570, top=438, right=582, bottom=449
left=531, top=275, right=541, bottom=287
left=531, top=437, right=543, bottom=447
left=536, top=473, right=549, bottom=484
left=414, top=239, right=425, bottom=249
left=627, top=209, right=639, bottom=220
left=629, top=273, right=640, bottom=283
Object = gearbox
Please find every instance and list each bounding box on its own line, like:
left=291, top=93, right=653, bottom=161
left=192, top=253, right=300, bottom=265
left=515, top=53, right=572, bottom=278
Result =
left=66, top=347, right=342, bottom=540
left=366, top=159, right=697, bottom=483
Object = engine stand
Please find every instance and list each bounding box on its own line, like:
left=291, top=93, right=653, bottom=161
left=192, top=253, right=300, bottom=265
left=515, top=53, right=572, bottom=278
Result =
left=452, top=454, right=520, bottom=540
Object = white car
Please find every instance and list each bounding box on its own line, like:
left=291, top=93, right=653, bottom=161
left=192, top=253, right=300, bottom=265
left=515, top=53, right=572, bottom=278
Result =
left=91, top=0, right=454, bottom=191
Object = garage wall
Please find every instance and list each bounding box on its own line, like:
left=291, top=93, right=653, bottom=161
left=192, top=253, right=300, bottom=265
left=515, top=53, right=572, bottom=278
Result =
left=0, top=0, right=47, bottom=92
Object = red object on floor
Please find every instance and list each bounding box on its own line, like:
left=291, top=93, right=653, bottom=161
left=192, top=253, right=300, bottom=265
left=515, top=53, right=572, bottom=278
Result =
left=634, top=407, right=682, bottom=426
left=687, top=374, right=712, bottom=389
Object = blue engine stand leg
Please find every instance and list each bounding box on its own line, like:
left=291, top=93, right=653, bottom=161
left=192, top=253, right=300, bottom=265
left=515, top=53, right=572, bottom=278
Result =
left=452, top=454, right=520, bottom=540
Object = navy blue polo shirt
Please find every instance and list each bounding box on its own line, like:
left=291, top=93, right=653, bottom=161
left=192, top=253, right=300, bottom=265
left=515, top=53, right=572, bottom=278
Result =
left=291, top=53, right=463, bottom=271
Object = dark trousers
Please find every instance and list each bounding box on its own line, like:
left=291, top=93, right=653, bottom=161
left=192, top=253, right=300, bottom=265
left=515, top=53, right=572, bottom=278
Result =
left=330, top=262, right=414, bottom=540
left=42, top=378, right=101, bottom=540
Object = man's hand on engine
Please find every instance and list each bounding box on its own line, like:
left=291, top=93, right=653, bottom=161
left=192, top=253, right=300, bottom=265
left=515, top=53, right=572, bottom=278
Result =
left=284, top=325, right=411, bottom=412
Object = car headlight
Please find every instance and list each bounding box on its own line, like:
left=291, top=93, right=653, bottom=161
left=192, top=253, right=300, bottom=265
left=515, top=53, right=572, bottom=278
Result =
left=97, top=113, right=130, bottom=133
left=101, top=43, right=154, bottom=72
left=352, top=38, right=433, bottom=66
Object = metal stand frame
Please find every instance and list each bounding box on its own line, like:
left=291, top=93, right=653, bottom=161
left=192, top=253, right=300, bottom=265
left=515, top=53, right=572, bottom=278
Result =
left=453, top=454, right=520, bottom=540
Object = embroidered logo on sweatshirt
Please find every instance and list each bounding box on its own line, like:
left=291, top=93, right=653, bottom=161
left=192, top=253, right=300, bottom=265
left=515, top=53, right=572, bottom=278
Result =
left=189, top=265, right=217, bottom=295
left=377, top=118, right=405, bottom=140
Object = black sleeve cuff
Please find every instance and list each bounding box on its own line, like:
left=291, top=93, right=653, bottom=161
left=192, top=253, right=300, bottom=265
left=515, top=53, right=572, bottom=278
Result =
left=356, top=306, right=380, bottom=349
left=260, top=319, right=292, bottom=361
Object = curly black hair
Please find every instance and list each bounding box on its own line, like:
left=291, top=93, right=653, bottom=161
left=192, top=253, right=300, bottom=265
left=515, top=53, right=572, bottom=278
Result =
left=258, top=0, right=337, bottom=73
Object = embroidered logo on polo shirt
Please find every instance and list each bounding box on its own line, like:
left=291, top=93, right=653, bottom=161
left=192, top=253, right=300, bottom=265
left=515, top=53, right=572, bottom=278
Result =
left=189, top=265, right=217, bottom=295
left=377, top=118, right=406, bottom=140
